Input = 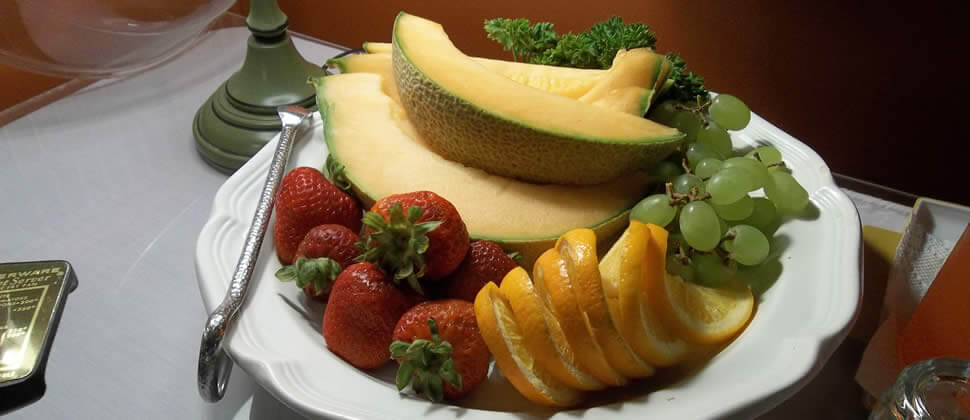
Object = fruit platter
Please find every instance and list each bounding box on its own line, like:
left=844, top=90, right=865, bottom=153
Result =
left=195, top=12, right=862, bottom=419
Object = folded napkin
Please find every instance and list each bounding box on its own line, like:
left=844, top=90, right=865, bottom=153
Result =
left=855, top=203, right=958, bottom=398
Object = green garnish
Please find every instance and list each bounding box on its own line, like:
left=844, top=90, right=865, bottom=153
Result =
left=483, top=18, right=558, bottom=64
left=664, top=52, right=709, bottom=102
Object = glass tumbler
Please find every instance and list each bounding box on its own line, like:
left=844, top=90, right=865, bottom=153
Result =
left=870, top=357, right=970, bottom=419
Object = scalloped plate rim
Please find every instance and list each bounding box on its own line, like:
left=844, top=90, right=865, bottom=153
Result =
left=195, top=110, right=863, bottom=419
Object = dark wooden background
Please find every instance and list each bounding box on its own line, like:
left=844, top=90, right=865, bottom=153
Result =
left=3, top=1, right=965, bottom=205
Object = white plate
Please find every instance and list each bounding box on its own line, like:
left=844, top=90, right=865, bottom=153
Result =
left=196, top=111, right=863, bottom=419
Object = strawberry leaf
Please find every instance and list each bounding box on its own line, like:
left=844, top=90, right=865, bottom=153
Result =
left=439, top=358, right=462, bottom=390
left=407, top=205, right=423, bottom=223
left=395, top=361, right=415, bottom=391
left=275, top=257, right=342, bottom=296
left=389, top=341, right=410, bottom=359
left=427, top=374, right=444, bottom=403
left=274, top=265, right=299, bottom=282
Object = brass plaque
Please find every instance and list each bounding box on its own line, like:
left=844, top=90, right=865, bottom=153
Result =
left=0, top=261, right=76, bottom=387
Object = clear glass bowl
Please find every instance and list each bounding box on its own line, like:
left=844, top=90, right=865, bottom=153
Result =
left=870, top=358, right=970, bottom=419
left=0, top=0, right=235, bottom=78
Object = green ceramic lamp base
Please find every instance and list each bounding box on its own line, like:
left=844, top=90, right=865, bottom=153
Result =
left=194, top=0, right=324, bottom=173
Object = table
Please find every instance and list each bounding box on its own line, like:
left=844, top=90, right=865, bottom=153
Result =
left=0, top=25, right=913, bottom=419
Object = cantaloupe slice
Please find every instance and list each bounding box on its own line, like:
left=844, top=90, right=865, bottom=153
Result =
left=330, top=52, right=605, bottom=102
left=391, top=12, right=684, bottom=185
left=313, top=73, right=648, bottom=267
left=330, top=48, right=668, bottom=116
left=354, top=43, right=606, bottom=99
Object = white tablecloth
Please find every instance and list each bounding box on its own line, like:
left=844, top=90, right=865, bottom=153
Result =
left=0, top=25, right=912, bottom=419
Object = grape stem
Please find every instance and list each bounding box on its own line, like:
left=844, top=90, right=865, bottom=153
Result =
left=665, top=182, right=711, bottom=206
left=675, top=244, right=690, bottom=265
left=681, top=157, right=692, bottom=174
left=752, top=151, right=787, bottom=169
left=673, top=96, right=712, bottom=127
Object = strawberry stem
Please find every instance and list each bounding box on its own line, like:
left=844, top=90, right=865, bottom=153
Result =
left=390, top=318, right=461, bottom=402
left=356, top=203, right=442, bottom=295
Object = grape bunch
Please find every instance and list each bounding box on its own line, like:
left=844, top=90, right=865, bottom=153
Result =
left=633, top=94, right=809, bottom=288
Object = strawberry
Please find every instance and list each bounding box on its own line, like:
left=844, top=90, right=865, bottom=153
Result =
left=275, top=224, right=361, bottom=301
left=322, top=263, right=422, bottom=370
left=274, top=167, right=362, bottom=265
left=445, top=240, right=520, bottom=302
left=390, top=299, right=489, bottom=402
left=359, top=191, right=469, bottom=294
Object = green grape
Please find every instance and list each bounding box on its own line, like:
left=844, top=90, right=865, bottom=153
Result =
left=723, top=225, right=770, bottom=266
left=671, top=111, right=704, bottom=141
left=721, top=157, right=770, bottom=191
left=712, top=195, right=754, bottom=221
left=706, top=167, right=754, bottom=205
left=719, top=216, right=729, bottom=237
left=648, top=100, right=679, bottom=125
left=745, top=146, right=783, bottom=166
left=696, top=122, right=732, bottom=157
left=694, top=158, right=723, bottom=179
left=679, top=201, right=721, bottom=251
left=736, top=197, right=778, bottom=234
left=765, top=171, right=809, bottom=212
left=672, top=174, right=706, bottom=195
left=631, top=194, right=677, bottom=227
left=686, top=141, right=723, bottom=169
left=709, top=94, right=751, bottom=130
left=692, top=254, right=735, bottom=287
left=651, top=160, right=683, bottom=184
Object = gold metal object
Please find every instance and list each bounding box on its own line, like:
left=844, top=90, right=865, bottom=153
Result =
left=0, top=261, right=77, bottom=388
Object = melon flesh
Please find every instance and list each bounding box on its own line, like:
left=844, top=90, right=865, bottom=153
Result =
left=391, top=12, right=684, bottom=185
left=314, top=73, right=648, bottom=267
left=330, top=49, right=665, bottom=115
left=577, top=48, right=672, bottom=115
left=362, top=41, right=392, bottom=53
left=359, top=43, right=606, bottom=99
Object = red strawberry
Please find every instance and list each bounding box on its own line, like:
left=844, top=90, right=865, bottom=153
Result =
left=274, top=167, right=362, bottom=265
left=275, top=224, right=361, bottom=301
left=445, top=240, right=519, bottom=302
left=390, top=299, right=489, bottom=401
left=322, top=263, right=423, bottom=370
left=360, top=191, right=469, bottom=293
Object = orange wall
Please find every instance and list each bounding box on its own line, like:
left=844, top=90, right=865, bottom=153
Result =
left=238, top=0, right=967, bottom=205
left=4, top=2, right=964, bottom=204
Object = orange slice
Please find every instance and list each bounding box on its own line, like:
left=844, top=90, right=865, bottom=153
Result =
left=474, top=282, right=584, bottom=407
left=656, top=272, right=754, bottom=344
left=555, top=229, right=655, bottom=378
left=500, top=267, right=606, bottom=390
left=532, top=249, right=629, bottom=386
left=647, top=221, right=755, bottom=345
left=600, top=221, right=689, bottom=366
